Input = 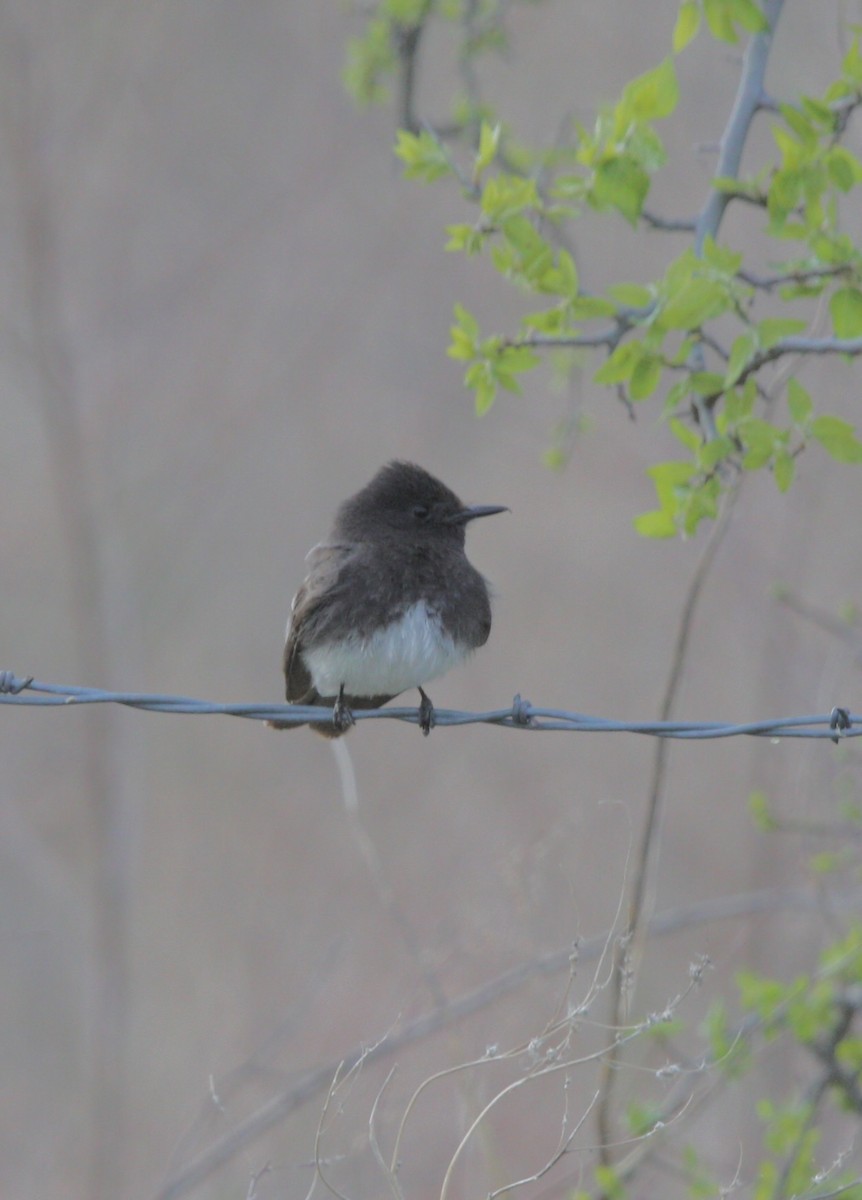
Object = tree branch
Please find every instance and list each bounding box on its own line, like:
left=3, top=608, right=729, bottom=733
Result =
left=715, top=334, right=862, bottom=401
left=694, top=0, right=786, bottom=253
left=641, top=208, right=697, bottom=233
left=596, top=487, right=738, bottom=1163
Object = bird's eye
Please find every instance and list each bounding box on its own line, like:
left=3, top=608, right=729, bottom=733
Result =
left=412, top=504, right=430, bottom=521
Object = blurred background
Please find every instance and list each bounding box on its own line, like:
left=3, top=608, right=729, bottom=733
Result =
left=2, top=3, right=861, bottom=1198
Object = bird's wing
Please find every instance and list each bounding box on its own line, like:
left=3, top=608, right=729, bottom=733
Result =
left=283, top=541, right=355, bottom=703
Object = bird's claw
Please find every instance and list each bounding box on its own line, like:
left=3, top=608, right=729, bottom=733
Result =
left=331, top=687, right=356, bottom=734
left=418, top=688, right=435, bottom=736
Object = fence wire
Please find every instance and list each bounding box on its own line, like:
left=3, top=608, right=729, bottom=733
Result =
left=0, top=671, right=856, bottom=740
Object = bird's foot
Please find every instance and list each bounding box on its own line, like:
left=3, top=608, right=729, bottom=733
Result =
left=418, top=687, right=435, bottom=736
left=331, top=686, right=356, bottom=735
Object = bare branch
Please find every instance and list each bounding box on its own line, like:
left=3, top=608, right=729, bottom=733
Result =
left=151, top=882, right=862, bottom=1200
left=368, top=1067, right=404, bottom=1200
left=597, top=487, right=739, bottom=1161
left=641, top=208, right=697, bottom=233
left=730, top=334, right=862, bottom=391
left=487, top=1086, right=599, bottom=1200
left=738, top=264, right=853, bottom=291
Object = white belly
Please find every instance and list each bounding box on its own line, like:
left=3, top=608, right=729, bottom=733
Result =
left=302, top=601, right=467, bottom=698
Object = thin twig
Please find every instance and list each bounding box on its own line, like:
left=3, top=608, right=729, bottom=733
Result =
left=597, top=486, right=739, bottom=1161
left=151, top=881, right=862, bottom=1200
left=738, top=264, right=852, bottom=291
left=368, top=1066, right=404, bottom=1200
left=313, top=1064, right=352, bottom=1200
left=487, top=1086, right=599, bottom=1200
left=641, top=208, right=697, bottom=232
left=438, top=1029, right=645, bottom=1200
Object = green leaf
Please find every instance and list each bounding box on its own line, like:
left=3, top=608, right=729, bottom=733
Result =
left=724, top=384, right=755, bottom=423
left=825, top=145, right=862, bottom=191
left=669, top=417, right=701, bottom=451
left=731, top=0, right=769, bottom=33
left=704, top=999, right=750, bottom=1077
left=737, top=968, right=793, bottom=1021
left=520, top=307, right=567, bottom=334
left=757, top=317, right=808, bottom=347
left=699, top=435, right=735, bottom=468
left=620, top=58, right=679, bottom=122
left=493, top=370, right=523, bottom=395
left=842, top=32, right=862, bottom=87
left=749, top=790, right=778, bottom=831
left=648, top=459, right=696, bottom=500
left=593, top=340, right=643, bottom=384
left=568, top=295, right=618, bottom=318
left=668, top=335, right=697, bottom=365
left=608, top=282, right=653, bottom=308
left=725, top=329, right=759, bottom=387
left=704, top=0, right=739, bottom=42
left=773, top=449, right=795, bottom=492
left=690, top=370, right=725, bottom=395
left=661, top=278, right=729, bottom=329
left=629, top=354, right=662, bottom=400
left=543, top=445, right=568, bottom=470
left=394, top=129, right=450, bottom=181
left=786, top=378, right=813, bottom=425
left=837, top=1037, right=862, bottom=1071
left=497, top=215, right=555, bottom=285
left=830, top=287, right=862, bottom=338
left=780, top=103, right=818, bottom=149
left=481, top=174, right=541, bottom=222
left=810, top=851, right=842, bottom=874
left=811, top=415, right=862, bottom=462
left=343, top=18, right=396, bottom=105
left=445, top=223, right=485, bottom=254
left=465, top=361, right=496, bottom=415
left=681, top=475, right=720, bottom=534
left=541, top=250, right=579, bottom=299
left=475, top=121, right=501, bottom=174
left=497, top=344, right=540, bottom=375
left=673, top=1, right=701, bottom=52
left=386, top=0, right=432, bottom=21
left=448, top=303, right=480, bottom=360
left=712, top=174, right=754, bottom=194
left=591, top=156, right=650, bottom=225
left=739, top=417, right=779, bottom=469
left=627, top=1101, right=668, bottom=1136
left=663, top=378, right=692, bottom=414
left=552, top=171, right=589, bottom=202
left=634, top=509, right=678, bottom=538
left=626, top=122, right=668, bottom=172
left=594, top=1164, right=625, bottom=1200
left=700, top=234, right=744, bottom=275
left=800, top=96, right=836, bottom=129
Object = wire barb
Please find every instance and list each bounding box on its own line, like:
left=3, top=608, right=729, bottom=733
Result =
left=0, top=671, right=33, bottom=694
left=829, top=706, right=852, bottom=744
left=0, top=672, right=860, bottom=740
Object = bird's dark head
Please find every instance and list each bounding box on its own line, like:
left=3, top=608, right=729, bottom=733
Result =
left=334, top=461, right=508, bottom=544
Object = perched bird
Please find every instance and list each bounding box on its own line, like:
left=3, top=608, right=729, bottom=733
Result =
left=269, top=461, right=507, bottom=737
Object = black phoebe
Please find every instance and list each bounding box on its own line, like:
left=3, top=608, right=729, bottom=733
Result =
left=269, top=461, right=507, bottom=737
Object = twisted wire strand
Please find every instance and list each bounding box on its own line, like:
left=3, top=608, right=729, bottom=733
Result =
left=0, top=672, right=856, bottom=739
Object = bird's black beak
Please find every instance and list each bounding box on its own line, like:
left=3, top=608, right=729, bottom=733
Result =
left=448, top=504, right=509, bottom=525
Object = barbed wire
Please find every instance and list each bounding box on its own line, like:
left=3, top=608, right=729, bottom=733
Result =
left=0, top=671, right=856, bottom=740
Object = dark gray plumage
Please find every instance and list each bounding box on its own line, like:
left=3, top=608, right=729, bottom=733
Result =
left=271, top=461, right=507, bottom=737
